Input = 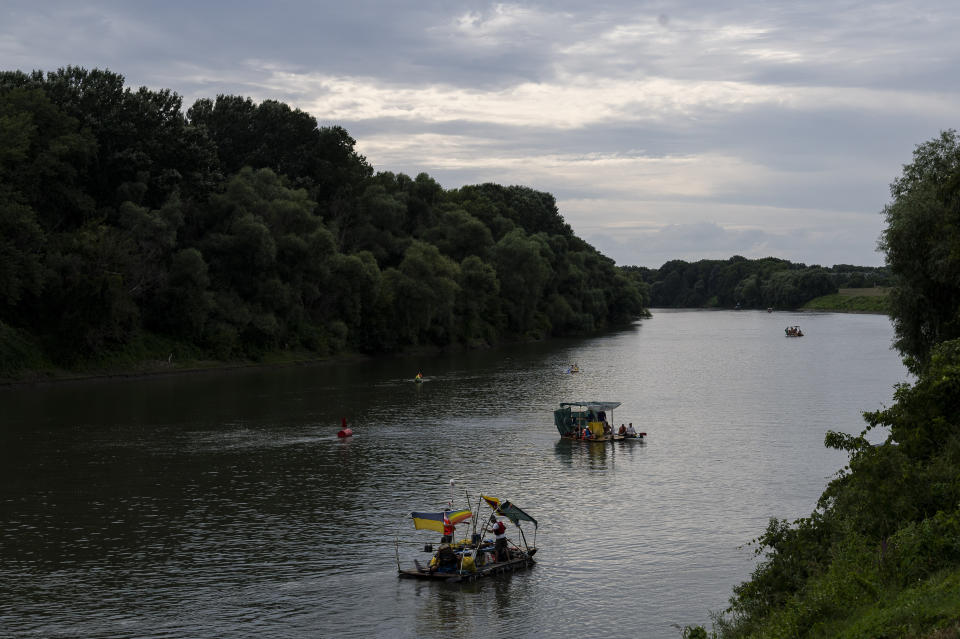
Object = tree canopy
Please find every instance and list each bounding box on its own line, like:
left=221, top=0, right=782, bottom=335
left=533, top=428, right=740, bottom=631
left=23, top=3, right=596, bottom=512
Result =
left=0, top=66, right=648, bottom=373
left=880, top=129, right=960, bottom=375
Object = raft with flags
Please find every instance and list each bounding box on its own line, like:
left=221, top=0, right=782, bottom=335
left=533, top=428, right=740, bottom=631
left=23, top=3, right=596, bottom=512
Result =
left=397, top=492, right=538, bottom=582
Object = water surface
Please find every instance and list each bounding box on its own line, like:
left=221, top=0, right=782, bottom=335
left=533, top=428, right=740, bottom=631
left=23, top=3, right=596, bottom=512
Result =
left=0, top=310, right=908, bottom=638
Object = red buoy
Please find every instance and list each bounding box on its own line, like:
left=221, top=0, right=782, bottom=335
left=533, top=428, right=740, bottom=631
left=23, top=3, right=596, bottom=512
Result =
left=337, top=417, right=352, bottom=438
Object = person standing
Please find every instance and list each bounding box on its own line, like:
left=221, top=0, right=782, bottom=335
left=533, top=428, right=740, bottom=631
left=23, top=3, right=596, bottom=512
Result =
left=491, top=517, right=508, bottom=562
left=441, top=513, right=455, bottom=544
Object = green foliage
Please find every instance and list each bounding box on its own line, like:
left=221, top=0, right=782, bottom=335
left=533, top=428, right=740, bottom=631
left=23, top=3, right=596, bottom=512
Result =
left=0, top=66, right=649, bottom=374
left=683, top=626, right=711, bottom=639
left=802, top=292, right=889, bottom=313
left=881, top=130, right=960, bottom=375
left=494, top=229, right=551, bottom=333
left=0, top=320, right=48, bottom=376
left=634, top=257, right=889, bottom=310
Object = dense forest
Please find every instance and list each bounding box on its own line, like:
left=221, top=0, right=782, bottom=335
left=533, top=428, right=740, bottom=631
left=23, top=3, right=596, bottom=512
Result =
left=0, top=67, right=649, bottom=376
left=631, top=257, right=891, bottom=309
left=684, top=131, right=960, bottom=638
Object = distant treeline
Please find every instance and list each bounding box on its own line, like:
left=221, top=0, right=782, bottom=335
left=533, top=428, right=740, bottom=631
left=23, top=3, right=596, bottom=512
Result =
left=0, top=67, right=649, bottom=372
left=629, top=257, right=891, bottom=309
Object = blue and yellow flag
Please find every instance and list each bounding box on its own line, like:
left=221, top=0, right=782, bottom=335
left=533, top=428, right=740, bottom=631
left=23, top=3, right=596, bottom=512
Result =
left=410, top=508, right=471, bottom=532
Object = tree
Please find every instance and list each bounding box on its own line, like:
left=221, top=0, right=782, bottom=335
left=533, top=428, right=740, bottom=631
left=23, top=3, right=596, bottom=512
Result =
left=456, top=255, right=502, bottom=343
left=494, top=229, right=550, bottom=334
left=0, top=84, right=97, bottom=232
left=422, top=208, right=494, bottom=262
left=880, top=129, right=960, bottom=373
left=388, top=240, right=460, bottom=345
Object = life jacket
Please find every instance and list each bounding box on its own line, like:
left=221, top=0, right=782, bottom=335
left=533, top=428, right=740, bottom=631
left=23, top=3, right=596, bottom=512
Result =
left=443, top=515, right=454, bottom=536
left=492, top=521, right=506, bottom=537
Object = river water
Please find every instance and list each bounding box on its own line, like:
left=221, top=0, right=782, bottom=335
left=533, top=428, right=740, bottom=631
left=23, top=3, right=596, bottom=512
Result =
left=0, top=310, right=908, bottom=638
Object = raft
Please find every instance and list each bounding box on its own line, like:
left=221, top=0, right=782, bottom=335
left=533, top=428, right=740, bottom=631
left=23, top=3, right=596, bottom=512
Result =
left=398, top=551, right=537, bottom=582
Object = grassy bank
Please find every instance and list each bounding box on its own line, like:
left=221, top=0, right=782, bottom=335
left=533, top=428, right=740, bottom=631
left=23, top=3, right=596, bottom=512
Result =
left=802, top=287, right=890, bottom=313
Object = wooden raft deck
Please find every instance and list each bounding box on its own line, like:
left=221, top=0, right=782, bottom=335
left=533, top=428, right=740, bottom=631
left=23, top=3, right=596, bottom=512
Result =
left=398, top=555, right=535, bottom=582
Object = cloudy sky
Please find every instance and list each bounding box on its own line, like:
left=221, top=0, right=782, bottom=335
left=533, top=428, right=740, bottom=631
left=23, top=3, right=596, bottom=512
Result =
left=3, top=1, right=957, bottom=268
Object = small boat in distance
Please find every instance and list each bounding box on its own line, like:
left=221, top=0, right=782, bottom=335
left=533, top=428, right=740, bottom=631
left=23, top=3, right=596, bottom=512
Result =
left=785, top=326, right=804, bottom=337
left=567, top=363, right=580, bottom=374
left=414, top=371, right=424, bottom=383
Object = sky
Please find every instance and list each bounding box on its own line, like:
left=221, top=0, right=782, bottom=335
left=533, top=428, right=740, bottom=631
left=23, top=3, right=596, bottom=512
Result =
left=2, top=1, right=958, bottom=268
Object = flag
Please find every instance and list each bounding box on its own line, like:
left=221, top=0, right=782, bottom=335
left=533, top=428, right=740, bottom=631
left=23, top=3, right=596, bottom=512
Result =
left=410, top=508, right=471, bottom=532
left=482, top=495, right=501, bottom=511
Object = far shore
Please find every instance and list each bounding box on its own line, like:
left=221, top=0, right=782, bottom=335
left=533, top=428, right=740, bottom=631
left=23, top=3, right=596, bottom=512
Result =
left=0, top=352, right=370, bottom=389
left=1, top=300, right=888, bottom=389
left=0, top=337, right=511, bottom=389
left=799, top=287, right=890, bottom=314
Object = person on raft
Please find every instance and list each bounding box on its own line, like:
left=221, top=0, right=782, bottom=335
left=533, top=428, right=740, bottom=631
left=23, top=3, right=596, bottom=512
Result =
left=490, top=516, right=509, bottom=562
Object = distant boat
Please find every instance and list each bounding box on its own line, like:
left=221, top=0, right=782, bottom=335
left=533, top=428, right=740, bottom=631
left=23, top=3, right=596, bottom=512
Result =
left=414, top=372, right=424, bottom=383
left=567, top=363, right=580, bottom=374
left=785, top=326, right=804, bottom=337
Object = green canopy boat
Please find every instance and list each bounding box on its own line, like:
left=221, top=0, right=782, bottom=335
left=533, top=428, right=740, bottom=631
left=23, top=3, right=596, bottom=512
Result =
left=554, top=401, right=645, bottom=442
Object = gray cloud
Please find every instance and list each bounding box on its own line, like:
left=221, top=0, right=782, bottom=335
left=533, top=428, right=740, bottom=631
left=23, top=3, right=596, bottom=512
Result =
left=2, top=0, right=957, bottom=268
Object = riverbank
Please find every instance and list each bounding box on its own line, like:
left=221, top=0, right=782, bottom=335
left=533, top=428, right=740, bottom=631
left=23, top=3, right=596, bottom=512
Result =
left=801, top=287, right=890, bottom=314
left=0, top=331, right=540, bottom=388
left=0, top=349, right=371, bottom=388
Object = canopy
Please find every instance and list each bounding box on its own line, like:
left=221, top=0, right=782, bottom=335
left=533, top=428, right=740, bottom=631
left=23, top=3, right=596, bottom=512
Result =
left=410, top=508, right=471, bottom=533
left=554, top=401, right=620, bottom=436
left=482, top=495, right=538, bottom=529
left=559, top=401, right=621, bottom=411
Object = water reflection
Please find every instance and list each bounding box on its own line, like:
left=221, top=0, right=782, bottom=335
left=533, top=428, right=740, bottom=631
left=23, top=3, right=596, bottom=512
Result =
left=552, top=439, right=614, bottom=470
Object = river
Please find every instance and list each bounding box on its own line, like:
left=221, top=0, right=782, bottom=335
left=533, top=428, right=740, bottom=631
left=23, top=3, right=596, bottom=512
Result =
left=0, top=310, right=908, bottom=638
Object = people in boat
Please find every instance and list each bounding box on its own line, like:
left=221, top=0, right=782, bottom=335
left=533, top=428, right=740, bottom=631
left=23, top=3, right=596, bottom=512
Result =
left=603, top=422, right=612, bottom=436
left=582, top=426, right=593, bottom=440
left=626, top=423, right=637, bottom=436
left=415, top=371, right=423, bottom=380
left=490, top=517, right=508, bottom=562
left=618, top=424, right=627, bottom=436
left=431, top=544, right=458, bottom=573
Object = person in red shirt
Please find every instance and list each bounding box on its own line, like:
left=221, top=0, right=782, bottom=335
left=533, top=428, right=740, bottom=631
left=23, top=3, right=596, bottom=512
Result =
left=441, top=513, right=455, bottom=544
left=491, top=517, right=508, bottom=562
